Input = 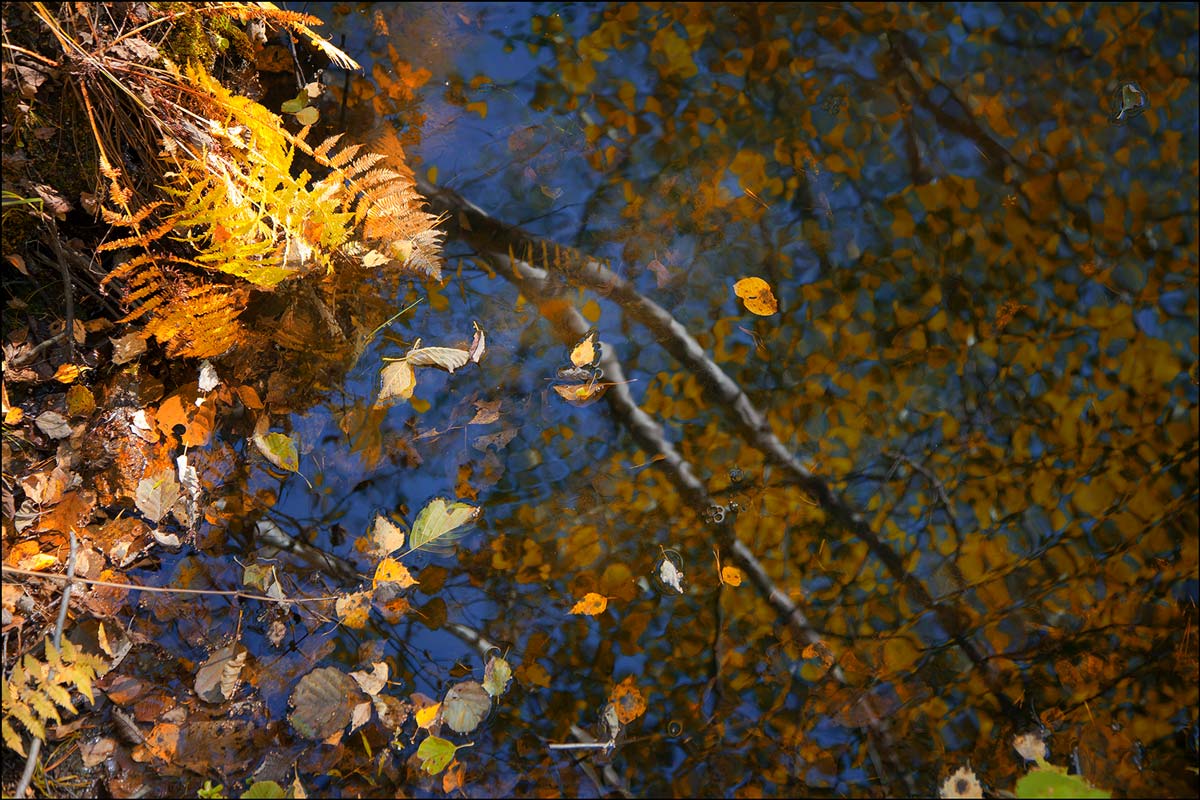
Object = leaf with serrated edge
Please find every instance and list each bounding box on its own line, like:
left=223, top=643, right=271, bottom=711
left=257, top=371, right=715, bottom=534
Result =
left=406, top=346, right=470, bottom=372
left=367, top=514, right=406, bottom=557
left=408, top=498, right=479, bottom=553
left=253, top=432, right=299, bottom=473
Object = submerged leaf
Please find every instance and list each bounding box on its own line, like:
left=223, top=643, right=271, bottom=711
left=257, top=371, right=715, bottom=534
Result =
left=408, top=498, right=480, bottom=553
left=288, top=667, right=361, bottom=740
left=469, top=321, right=486, bottom=363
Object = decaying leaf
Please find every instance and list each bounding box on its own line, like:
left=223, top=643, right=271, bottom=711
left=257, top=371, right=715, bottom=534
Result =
left=135, top=472, right=181, bottom=524
left=482, top=654, right=513, bottom=698
left=467, top=399, right=501, bottom=426
left=35, top=410, right=73, bottom=439
left=733, top=276, right=779, bottom=315
left=194, top=644, right=247, bottom=704
left=288, top=667, right=362, bottom=740
left=408, top=498, right=480, bottom=554
left=570, top=592, right=608, bottom=616
left=609, top=676, right=647, bottom=724
left=552, top=381, right=608, bottom=406
left=335, top=590, right=371, bottom=629
left=442, top=680, right=490, bottom=734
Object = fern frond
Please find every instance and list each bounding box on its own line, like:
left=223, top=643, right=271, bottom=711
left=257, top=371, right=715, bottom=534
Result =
left=2, top=637, right=107, bottom=756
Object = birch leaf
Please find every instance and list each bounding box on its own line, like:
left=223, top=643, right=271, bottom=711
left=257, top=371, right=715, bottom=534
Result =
left=366, top=514, right=406, bottom=558
left=482, top=655, right=513, bottom=698
left=407, top=346, right=470, bottom=372
left=253, top=432, right=299, bottom=473
left=569, top=328, right=601, bottom=368
left=408, top=498, right=480, bottom=554
left=570, top=592, right=608, bottom=615
left=373, top=557, right=418, bottom=589
left=377, top=360, right=417, bottom=405
left=417, top=735, right=468, bottom=775
left=135, top=473, right=181, bottom=524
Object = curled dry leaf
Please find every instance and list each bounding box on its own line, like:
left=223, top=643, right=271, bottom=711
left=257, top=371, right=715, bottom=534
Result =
left=469, top=321, right=486, bottom=363
left=406, top=346, right=471, bottom=372
left=194, top=644, right=247, bottom=704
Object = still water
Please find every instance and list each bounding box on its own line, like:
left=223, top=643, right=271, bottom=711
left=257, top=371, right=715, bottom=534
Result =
left=141, top=3, right=1197, bottom=797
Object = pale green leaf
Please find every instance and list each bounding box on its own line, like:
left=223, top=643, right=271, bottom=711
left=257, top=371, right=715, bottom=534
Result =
left=253, top=432, right=299, bottom=473
left=409, top=498, right=479, bottom=554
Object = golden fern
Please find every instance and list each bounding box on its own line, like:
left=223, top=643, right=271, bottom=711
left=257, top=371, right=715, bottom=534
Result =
left=2, top=637, right=107, bottom=757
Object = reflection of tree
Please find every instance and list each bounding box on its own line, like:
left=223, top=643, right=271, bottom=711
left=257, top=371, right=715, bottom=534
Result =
left=339, top=2, right=1198, bottom=795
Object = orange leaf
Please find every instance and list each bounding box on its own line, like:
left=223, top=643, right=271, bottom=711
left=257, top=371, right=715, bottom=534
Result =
left=733, top=277, right=778, bottom=315
left=609, top=676, right=646, bottom=724
left=570, top=592, right=608, bottom=616
left=720, top=565, right=744, bottom=586
left=53, top=363, right=84, bottom=384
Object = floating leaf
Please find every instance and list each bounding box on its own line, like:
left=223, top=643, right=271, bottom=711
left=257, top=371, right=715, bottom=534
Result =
left=415, top=700, right=442, bottom=730
left=570, top=592, right=608, bottom=616
left=442, top=680, right=490, bottom=734
left=720, top=565, right=744, bottom=586
left=482, top=655, right=513, bottom=698
left=552, top=381, right=608, bottom=406
left=288, top=667, right=361, bottom=740
left=377, top=360, right=417, bottom=405
left=366, top=514, right=406, bottom=558
left=194, top=644, right=247, bottom=704
left=656, top=552, right=685, bottom=594
left=373, top=557, right=418, bottom=590
left=417, top=735, right=467, bottom=775
left=469, top=321, right=486, bottom=363
left=335, top=590, right=371, bottom=629
left=135, top=472, right=181, bottom=524
left=350, top=662, right=388, bottom=696
left=407, top=346, right=471, bottom=372
left=408, top=498, right=479, bottom=553
left=53, top=363, right=84, bottom=384
left=569, top=328, right=601, bottom=368
left=197, top=360, right=220, bottom=392
left=253, top=432, right=299, bottom=473
left=1015, top=762, right=1110, bottom=798
left=733, top=276, right=779, bottom=315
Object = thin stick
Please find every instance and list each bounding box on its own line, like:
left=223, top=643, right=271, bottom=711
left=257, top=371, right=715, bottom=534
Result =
left=364, top=298, right=423, bottom=346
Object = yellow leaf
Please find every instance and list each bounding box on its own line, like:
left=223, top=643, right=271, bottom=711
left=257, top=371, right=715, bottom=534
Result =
left=569, top=328, right=601, bottom=368
left=733, top=277, right=778, bottom=315
left=415, top=701, right=441, bottom=729
left=53, top=364, right=84, bottom=384
left=377, top=360, right=417, bottom=405
left=336, top=591, right=372, bottom=629
left=4, top=406, right=24, bottom=424
left=720, top=565, right=743, bottom=586
left=373, top=557, right=418, bottom=590
left=570, top=592, right=608, bottom=616
left=552, top=382, right=608, bottom=405
left=24, top=553, right=58, bottom=571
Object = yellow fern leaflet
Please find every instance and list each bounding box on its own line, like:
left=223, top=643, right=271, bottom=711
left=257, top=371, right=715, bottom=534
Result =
left=569, top=328, right=601, bottom=368
left=733, top=277, right=778, bottom=315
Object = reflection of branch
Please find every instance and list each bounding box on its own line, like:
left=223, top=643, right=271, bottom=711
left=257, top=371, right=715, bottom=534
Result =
left=417, top=175, right=1022, bottom=724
